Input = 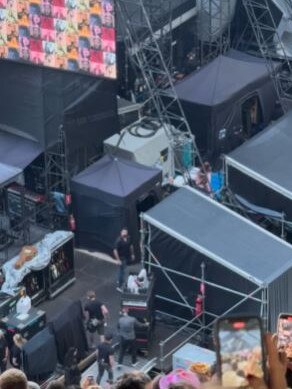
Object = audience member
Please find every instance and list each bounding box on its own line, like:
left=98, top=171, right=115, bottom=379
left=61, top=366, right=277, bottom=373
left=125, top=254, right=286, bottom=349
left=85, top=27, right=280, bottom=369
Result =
left=247, top=333, right=287, bottom=389
left=0, top=368, right=27, bottom=389
left=80, top=375, right=101, bottom=389
left=115, top=371, right=152, bottom=389
left=158, top=369, right=201, bottom=389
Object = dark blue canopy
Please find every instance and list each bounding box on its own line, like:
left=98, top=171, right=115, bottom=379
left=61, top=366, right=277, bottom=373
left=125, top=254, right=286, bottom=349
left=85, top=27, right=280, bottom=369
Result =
left=71, top=154, right=162, bottom=254
left=0, top=130, right=42, bottom=187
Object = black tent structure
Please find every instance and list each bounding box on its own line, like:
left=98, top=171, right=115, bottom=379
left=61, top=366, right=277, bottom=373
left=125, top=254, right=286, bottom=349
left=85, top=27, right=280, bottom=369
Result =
left=141, top=186, right=292, bottom=335
left=0, top=129, right=43, bottom=188
left=171, top=50, right=279, bottom=158
left=0, top=60, right=118, bottom=172
left=225, top=110, right=292, bottom=225
left=71, top=155, right=162, bottom=257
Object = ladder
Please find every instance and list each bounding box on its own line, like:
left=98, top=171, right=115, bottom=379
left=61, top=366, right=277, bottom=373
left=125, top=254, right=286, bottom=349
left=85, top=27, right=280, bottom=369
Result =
left=116, top=0, right=205, bottom=179
left=242, top=0, right=292, bottom=112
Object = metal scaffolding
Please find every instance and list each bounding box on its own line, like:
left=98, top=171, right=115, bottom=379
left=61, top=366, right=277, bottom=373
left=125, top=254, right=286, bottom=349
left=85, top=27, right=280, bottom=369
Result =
left=198, top=0, right=235, bottom=65
left=140, top=213, right=269, bottom=370
left=44, top=125, right=70, bottom=229
left=242, top=0, right=292, bottom=112
left=116, top=0, right=205, bottom=180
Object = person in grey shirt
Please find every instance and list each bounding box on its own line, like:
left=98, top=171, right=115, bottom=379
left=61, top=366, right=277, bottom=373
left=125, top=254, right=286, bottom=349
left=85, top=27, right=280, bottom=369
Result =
left=117, top=308, right=148, bottom=366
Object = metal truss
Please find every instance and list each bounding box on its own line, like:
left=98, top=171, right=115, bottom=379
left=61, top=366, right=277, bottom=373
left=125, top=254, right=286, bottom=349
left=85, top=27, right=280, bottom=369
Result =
left=242, top=0, right=292, bottom=112
left=199, top=0, right=233, bottom=65
left=44, top=125, right=70, bottom=227
left=116, top=0, right=205, bottom=179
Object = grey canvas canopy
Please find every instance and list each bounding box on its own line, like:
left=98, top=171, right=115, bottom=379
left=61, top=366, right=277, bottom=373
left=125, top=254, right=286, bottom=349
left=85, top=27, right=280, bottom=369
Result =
left=141, top=186, right=292, bottom=330
left=226, top=110, right=292, bottom=221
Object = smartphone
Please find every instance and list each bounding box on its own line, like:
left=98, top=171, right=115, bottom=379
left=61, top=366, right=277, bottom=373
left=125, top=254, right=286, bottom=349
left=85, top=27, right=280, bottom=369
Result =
left=277, top=313, right=292, bottom=358
left=215, top=315, right=266, bottom=388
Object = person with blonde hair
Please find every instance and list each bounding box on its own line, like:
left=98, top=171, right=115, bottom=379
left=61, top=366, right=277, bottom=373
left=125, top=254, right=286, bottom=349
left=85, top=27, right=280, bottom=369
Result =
left=0, top=368, right=27, bottom=389
left=80, top=376, right=102, bottom=389
left=11, top=333, right=26, bottom=369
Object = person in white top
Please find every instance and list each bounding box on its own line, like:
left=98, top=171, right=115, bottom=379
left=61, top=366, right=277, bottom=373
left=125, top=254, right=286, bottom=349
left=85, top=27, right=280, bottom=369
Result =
left=16, top=288, right=31, bottom=315
left=137, top=268, right=149, bottom=289
left=127, top=273, right=139, bottom=294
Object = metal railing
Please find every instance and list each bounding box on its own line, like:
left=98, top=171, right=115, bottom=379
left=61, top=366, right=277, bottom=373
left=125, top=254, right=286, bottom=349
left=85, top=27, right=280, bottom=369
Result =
left=158, top=310, right=215, bottom=371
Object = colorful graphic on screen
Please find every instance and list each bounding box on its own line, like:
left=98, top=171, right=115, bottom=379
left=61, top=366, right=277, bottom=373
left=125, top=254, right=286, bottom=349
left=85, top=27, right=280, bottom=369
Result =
left=0, top=0, right=116, bottom=78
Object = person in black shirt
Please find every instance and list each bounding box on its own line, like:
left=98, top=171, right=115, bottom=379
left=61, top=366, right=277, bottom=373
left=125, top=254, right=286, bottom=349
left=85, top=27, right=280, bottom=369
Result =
left=11, top=334, right=26, bottom=369
left=113, top=228, right=135, bottom=292
left=0, top=330, right=8, bottom=372
left=84, top=290, right=109, bottom=349
left=96, top=333, right=114, bottom=385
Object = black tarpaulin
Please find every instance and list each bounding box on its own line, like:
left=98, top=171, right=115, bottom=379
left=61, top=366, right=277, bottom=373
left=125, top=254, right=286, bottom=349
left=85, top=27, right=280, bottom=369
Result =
left=71, top=154, right=162, bottom=255
left=48, top=301, right=88, bottom=365
left=22, top=328, right=57, bottom=380
left=175, top=51, right=270, bottom=105
left=0, top=130, right=42, bottom=187
left=143, top=187, right=292, bottom=328
left=170, top=50, right=278, bottom=156
left=226, top=110, right=292, bottom=207
left=0, top=61, right=118, bottom=172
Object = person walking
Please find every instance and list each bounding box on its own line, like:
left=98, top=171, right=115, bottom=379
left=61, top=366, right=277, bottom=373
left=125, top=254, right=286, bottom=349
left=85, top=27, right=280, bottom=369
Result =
left=117, top=308, right=148, bottom=367
left=96, top=333, right=115, bottom=385
left=113, top=228, right=135, bottom=292
left=84, top=291, right=109, bottom=349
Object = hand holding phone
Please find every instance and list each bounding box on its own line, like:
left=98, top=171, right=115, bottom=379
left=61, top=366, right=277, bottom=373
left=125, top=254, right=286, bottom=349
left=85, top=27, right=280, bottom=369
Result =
left=277, top=313, right=292, bottom=359
left=215, top=315, right=266, bottom=388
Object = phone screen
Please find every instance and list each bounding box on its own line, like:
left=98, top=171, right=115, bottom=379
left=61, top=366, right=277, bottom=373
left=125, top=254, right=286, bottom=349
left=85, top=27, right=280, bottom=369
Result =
left=277, top=314, right=292, bottom=358
left=217, top=317, right=264, bottom=387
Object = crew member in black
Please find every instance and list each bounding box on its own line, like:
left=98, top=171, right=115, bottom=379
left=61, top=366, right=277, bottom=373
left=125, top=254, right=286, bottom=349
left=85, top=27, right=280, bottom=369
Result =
left=0, top=330, right=8, bottom=373
left=96, top=333, right=114, bottom=385
left=113, top=228, right=135, bottom=292
left=84, top=290, right=109, bottom=349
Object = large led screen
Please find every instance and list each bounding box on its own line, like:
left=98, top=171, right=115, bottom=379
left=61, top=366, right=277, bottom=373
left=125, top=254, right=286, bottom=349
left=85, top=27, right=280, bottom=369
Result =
left=0, top=0, right=116, bottom=78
